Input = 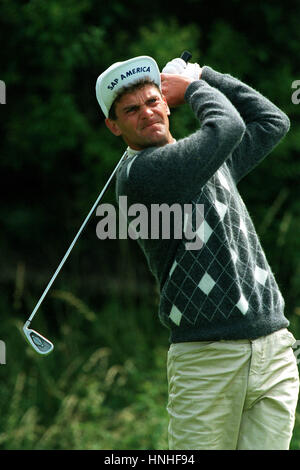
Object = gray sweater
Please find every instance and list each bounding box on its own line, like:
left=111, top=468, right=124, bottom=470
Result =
left=115, top=66, right=290, bottom=343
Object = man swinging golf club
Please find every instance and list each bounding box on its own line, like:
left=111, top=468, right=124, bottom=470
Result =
left=96, top=53, right=299, bottom=450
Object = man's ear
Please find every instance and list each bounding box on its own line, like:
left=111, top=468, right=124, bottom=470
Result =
left=162, top=95, right=171, bottom=116
left=105, top=118, right=122, bottom=136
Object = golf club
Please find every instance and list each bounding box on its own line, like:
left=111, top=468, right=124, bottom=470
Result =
left=23, top=150, right=128, bottom=354
left=23, top=50, right=192, bottom=355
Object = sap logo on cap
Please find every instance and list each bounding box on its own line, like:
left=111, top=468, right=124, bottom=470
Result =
left=107, top=66, right=151, bottom=91
left=96, top=56, right=161, bottom=117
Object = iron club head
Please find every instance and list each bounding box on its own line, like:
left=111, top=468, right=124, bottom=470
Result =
left=23, top=321, right=54, bottom=355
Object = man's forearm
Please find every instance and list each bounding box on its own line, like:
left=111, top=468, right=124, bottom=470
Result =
left=200, top=66, right=290, bottom=183
left=201, top=66, right=290, bottom=131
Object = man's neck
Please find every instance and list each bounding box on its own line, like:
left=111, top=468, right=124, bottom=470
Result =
left=127, top=137, right=176, bottom=156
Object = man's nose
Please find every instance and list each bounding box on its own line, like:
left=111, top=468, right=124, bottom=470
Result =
left=140, top=105, right=154, bottom=118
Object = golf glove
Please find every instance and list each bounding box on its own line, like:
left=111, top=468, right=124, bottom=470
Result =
left=162, top=57, right=201, bottom=81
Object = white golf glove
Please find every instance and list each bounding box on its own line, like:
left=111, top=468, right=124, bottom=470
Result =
left=162, top=57, right=201, bottom=81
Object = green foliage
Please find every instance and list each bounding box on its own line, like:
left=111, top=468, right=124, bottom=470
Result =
left=1, top=0, right=300, bottom=450
left=1, top=292, right=169, bottom=450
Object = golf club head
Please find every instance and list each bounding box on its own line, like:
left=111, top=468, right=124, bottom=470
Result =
left=23, top=323, right=54, bottom=355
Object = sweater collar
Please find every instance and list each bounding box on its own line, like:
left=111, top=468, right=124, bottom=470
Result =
left=126, top=139, right=176, bottom=158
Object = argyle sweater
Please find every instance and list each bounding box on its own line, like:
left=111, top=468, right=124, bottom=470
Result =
left=115, top=66, right=290, bottom=343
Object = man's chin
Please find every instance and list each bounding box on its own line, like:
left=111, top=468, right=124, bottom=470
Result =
left=141, top=128, right=170, bottom=147
left=141, top=135, right=169, bottom=148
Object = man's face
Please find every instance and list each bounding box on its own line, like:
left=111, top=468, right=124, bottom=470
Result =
left=105, top=84, right=172, bottom=150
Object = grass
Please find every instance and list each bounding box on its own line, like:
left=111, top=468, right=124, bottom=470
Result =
left=0, top=288, right=170, bottom=450
left=1, top=285, right=300, bottom=450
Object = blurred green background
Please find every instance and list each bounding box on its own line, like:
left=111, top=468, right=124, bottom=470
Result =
left=0, top=0, right=300, bottom=450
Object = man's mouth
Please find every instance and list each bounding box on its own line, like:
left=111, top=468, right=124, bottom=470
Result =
left=142, top=121, right=162, bottom=130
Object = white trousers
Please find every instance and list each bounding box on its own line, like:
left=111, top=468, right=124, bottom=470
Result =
left=167, top=328, right=299, bottom=450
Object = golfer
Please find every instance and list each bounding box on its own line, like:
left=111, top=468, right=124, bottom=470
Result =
left=96, top=55, right=299, bottom=450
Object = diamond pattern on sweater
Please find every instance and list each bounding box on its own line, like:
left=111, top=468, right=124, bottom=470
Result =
left=198, top=273, right=216, bottom=295
left=169, top=305, right=182, bottom=326
left=254, top=265, right=268, bottom=286
left=159, top=163, right=280, bottom=328
left=214, top=200, right=228, bottom=220
left=236, top=294, right=249, bottom=315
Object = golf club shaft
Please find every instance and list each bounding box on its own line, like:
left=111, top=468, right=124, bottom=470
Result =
left=27, top=150, right=128, bottom=325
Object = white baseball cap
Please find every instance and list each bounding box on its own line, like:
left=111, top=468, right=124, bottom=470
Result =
left=95, top=56, right=161, bottom=118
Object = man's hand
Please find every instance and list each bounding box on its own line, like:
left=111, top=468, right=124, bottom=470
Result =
left=161, top=73, right=194, bottom=108
left=162, top=58, right=202, bottom=81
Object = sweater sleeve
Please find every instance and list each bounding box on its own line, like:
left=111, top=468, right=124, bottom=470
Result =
left=117, top=79, right=245, bottom=206
left=201, top=66, right=290, bottom=184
